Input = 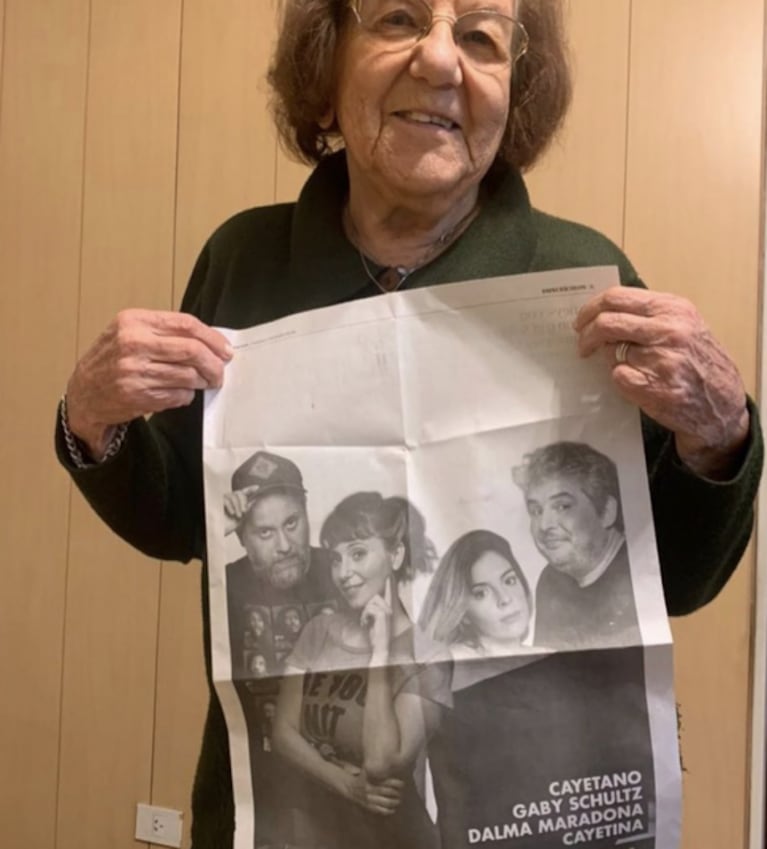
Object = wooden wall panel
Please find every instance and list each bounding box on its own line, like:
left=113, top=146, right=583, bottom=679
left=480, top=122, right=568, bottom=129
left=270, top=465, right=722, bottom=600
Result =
left=624, top=2, right=764, bottom=847
left=151, top=4, right=281, bottom=842
left=0, top=1, right=88, bottom=846
left=526, top=0, right=631, bottom=246
left=625, top=0, right=762, bottom=384
left=172, top=0, right=279, bottom=302
left=0, top=0, right=4, bottom=90
left=56, top=3, right=182, bottom=848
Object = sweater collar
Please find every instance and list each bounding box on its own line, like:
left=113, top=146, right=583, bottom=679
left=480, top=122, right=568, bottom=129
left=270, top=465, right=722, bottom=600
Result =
left=287, top=150, right=538, bottom=310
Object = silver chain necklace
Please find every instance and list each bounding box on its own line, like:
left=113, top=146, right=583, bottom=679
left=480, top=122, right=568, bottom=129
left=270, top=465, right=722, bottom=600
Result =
left=345, top=202, right=481, bottom=294
left=357, top=251, right=415, bottom=293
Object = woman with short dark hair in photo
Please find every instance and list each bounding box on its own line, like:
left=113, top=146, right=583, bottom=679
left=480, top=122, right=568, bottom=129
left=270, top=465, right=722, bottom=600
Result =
left=273, top=492, right=450, bottom=849
left=419, top=529, right=534, bottom=661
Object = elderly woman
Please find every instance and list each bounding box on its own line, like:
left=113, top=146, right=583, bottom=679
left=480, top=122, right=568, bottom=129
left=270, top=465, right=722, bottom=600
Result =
left=56, top=1, right=762, bottom=847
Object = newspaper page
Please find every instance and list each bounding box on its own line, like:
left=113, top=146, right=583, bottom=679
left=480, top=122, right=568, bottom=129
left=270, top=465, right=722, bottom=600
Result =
left=203, top=267, right=681, bottom=849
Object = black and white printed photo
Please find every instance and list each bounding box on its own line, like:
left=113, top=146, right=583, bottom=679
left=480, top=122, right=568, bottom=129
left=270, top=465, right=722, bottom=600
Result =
left=198, top=270, right=685, bottom=849
left=428, top=645, right=656, bottom=849
left=271, top=491, right=451, bottom=849
left=512, top=441, right=640, bottom=650
left=206, top=424, right=661, bottom=849
left=223, top=450, right=339, bottom=680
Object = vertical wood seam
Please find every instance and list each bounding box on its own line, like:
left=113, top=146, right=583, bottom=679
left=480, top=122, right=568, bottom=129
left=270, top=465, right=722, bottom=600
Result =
left=273, top=0, right=279, bottom=203
left=150, top=0, right=186, bottom=824
left=55, top=1, right=94, bottom=846
left=620, top=0, right=633, bottom=253
left=171, top=0, right=186, bottom=311
left=0, top=0, right=7, bottom=143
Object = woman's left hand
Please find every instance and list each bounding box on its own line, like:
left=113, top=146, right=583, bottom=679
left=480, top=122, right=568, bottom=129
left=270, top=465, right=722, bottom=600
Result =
left=574, top=286, right=749, bottom=479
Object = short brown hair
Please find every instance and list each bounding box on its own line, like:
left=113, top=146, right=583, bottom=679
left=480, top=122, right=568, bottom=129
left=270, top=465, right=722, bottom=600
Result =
left=513, top=441, right=624, bottom=533
left=267, top=0, right=572, bottom=171
left=319, top=492, right=436, bottom=582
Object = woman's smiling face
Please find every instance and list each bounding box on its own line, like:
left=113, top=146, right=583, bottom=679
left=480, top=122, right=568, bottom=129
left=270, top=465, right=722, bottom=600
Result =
left=330, top=536, right=400, bottom=609
left=465, top=550, right=530, bottom=643
left=333, top=0, right=514, bottom=204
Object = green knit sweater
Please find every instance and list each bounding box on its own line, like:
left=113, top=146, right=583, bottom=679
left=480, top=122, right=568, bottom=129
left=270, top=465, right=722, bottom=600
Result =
left=56, top=152, right=762, bottom=848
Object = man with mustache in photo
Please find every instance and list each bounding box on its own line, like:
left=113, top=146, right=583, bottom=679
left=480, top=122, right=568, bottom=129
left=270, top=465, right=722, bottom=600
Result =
left=224, top=450, right=338, bottom=678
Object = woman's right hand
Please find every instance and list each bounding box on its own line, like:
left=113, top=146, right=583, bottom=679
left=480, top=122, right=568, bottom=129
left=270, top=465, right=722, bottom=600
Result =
left=337, top=763, right=403, bottom=815
left=65, top=309, right=233, bottom=459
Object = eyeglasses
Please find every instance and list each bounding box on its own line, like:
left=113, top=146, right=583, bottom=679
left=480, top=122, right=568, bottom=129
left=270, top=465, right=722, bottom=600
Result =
left=349, top=0, right=529, bottom=70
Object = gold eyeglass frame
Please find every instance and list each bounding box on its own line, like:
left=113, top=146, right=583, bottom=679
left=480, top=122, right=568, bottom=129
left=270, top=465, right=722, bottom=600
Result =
left=348, top=0, right=530, bottom=66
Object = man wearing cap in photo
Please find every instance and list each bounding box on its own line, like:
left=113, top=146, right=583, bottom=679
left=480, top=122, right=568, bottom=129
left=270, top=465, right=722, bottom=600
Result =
left=225, top=452, right=338, bottom=846
left=513, top=441, right=640, bottom=649
left=224, top=450, right=337, bottom=678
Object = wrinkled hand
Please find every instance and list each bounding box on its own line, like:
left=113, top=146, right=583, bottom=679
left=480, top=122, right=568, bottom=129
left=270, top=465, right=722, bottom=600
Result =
left=575, top=287, right=749, bottom=478
left=223, top=485, right=263, bottom=535
left=65, top=309, right=233, bottom=459
left=340, top=764, right=403, bottom=815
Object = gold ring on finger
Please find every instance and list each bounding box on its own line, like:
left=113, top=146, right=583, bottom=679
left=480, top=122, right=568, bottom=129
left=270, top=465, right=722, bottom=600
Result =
left=615, top=341, right=632, bottom=365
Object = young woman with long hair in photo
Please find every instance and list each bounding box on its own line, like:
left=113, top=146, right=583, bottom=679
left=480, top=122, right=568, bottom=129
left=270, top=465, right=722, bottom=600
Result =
left=272, top=492, right=450, bottom=849
left=419, top=529, right=533, bottom=662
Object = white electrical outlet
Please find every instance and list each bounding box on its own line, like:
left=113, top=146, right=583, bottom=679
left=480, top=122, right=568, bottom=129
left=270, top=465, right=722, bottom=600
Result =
left=135, top=803, right=183, bottom=848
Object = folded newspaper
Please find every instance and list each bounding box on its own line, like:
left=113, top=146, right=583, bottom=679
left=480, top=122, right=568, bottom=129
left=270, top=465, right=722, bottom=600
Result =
left=203, top=266, right=681, bottom=849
